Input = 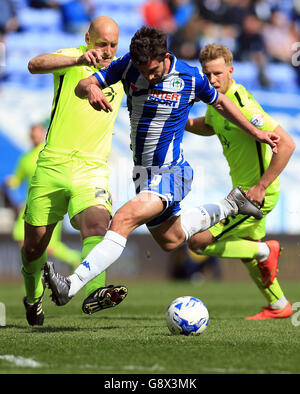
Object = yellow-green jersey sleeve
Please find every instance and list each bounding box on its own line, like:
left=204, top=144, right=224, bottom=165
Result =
left=205, top=81, right=280, bottom=194
left=46, top=46, right=124, bottom=159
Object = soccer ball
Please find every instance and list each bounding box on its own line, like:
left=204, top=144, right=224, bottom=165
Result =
left=165, top=296, right=209, bottom=336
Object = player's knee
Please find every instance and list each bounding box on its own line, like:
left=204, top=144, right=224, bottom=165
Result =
left=187, top=231, right=213, bottom=252
left=81, top=221, right=108, bottom=238
left=111, top=209, right=140, bottom=234
left=22, top=242, right=45, bottom=262
left=158, top=239, right=182, bottom=252
left=188, top=237, right=208, bottom=251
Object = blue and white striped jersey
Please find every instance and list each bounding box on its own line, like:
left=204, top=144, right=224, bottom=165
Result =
left=94, top=53, right=218, bottom=168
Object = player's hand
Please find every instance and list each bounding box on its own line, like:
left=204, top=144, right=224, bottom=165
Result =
left=86, top=84, right=112, bottom=112
left=77, top=49, right=106, bottom=68
left=255, top=130, right=280, bottom=154
left=245, top=184, right=266, bottom=206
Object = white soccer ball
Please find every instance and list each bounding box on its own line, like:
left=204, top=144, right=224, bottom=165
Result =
left=166, top=296, right=209, bottom=336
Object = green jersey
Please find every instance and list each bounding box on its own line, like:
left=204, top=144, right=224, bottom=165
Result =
left=205, top=80, right=280, bottom=194
left=8, top=143, right=45, bottom=189
left=46, top=46, right=124, bottom=159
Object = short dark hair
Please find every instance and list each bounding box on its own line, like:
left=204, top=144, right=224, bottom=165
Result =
left=130, top=26, right=167, bottom=66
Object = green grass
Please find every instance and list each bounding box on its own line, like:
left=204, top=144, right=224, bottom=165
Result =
left=0, top=279, right=300, bottom=374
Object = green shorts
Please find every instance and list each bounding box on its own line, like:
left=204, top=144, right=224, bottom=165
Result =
left=209, top=191, right=279, bottom=241
left=14, top=205, right=63, bottom=242
left=24, top=145, right=112, bottom=229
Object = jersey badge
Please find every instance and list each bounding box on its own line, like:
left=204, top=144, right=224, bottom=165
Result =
left=170, top=77, right=185, bottom=92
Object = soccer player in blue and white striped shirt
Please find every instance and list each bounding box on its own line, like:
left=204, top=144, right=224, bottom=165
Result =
left=44, top=26, right=279, bottom=311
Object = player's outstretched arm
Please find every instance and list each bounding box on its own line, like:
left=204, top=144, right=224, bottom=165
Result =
left=185, top=117, right=215, bottom=136
left=75, top=75, right=112, bottom=112
left=212, top=93, right=280, bottom=153
left=28, top=53, right=79, bottom=74
left=28, top=49, right=105, bottom=74
left=246, top=125, right=296, bottom=204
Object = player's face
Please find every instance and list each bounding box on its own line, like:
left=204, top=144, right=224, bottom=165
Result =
left=30, top=125, right=45, bottom=147
left=202, top=57, right=233, bottom=94
left=87, top=25, right=119, bottom=68
left=137, top=54, right=170, bottom=85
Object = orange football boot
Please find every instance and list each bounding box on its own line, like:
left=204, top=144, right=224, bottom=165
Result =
left=246, top=301, right=293, bottom=320
left=258, top=240, right=281, bottom=288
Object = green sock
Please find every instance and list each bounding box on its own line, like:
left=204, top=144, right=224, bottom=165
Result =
left=81, top=236, right=106, bottom=297
left=21, top=248, right=47, bottom=304
left=202, top=236, right=259, bottom=259
left=243, top=259, right=283, bottom=305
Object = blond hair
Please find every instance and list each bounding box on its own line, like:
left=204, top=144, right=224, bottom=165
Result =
left=199, top=44, right=233, bottom=67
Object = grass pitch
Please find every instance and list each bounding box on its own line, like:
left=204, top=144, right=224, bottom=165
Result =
left=0, top=279, right=300, bottom=375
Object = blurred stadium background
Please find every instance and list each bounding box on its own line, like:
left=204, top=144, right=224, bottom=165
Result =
left=0, top=0, right=299, bottom=282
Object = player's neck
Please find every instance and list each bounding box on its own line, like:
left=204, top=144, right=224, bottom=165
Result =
left=223, top=79, right=234, bottom=94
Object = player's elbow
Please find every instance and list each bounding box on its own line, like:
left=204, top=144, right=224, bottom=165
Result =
left=27, top=60, right=35, bottom=74
left=281, top=135, right=296, bottom=156
left=75, top=81, right=85, bottom=98
left=74, top=82, right=81, bottom=98
left=75, top=80, right=87, bottom=99
left=289, top=138, right=296, bottom=154
left=28, top=58, right=40, bottom=74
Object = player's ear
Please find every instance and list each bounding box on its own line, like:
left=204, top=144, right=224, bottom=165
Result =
left=85, top=32, right=90, bottom=46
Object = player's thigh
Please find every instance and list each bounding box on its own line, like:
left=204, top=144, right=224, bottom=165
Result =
left=68, top=161, right=113, bottom=231
left=110, top=193, right=165, bottom=237
left=74, top=205, right=112, bottom=238
left=209, top=192, right=278, bottom=241
left=25, top=164, right=69, bottom=226
left=209, top=214, right=266, bottom=241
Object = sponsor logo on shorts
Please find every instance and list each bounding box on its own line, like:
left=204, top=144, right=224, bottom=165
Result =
left=95, top=188, right=112, bottom=204
left=147, top=90, right=181, bottom=107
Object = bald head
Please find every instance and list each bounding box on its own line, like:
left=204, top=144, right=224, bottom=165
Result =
left=89, top=16, right=119, bottom=38
left=85, top=16, right=119, bottom=68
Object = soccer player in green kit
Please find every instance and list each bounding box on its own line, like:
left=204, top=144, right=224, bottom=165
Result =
left=186, top=44, right=295, bottom=320
left=5, top=123, right=81, bottom=270
left=22, top=16, right=127, bottom=326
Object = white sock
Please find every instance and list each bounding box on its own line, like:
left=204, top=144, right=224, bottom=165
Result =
left=181, top=203, right=225, bottom=240
left=68, top=230, right=127, bottom=297
left=255, top=242, right=270, bottom=261
left=270, top=296, right=288, bottom=310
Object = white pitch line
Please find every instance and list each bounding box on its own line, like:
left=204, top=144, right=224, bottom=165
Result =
left=0, top=355, right=44, bottom=368
left=200, top=367, right=292, bottom=374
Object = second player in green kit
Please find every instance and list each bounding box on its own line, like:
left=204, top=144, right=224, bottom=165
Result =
left=186, top=44, right=295, bottom=320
